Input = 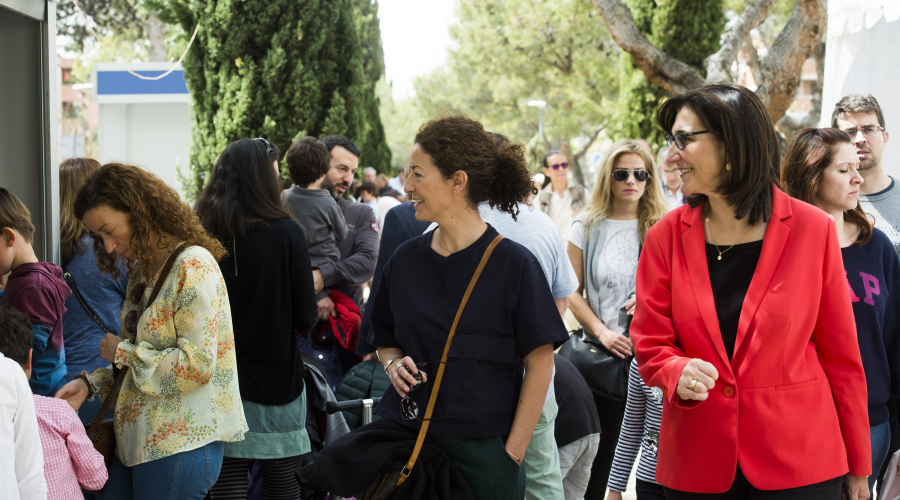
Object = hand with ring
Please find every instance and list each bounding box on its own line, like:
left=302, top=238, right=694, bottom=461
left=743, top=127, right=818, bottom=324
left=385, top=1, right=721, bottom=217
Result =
left=388, top=356, right=427, bottom=397
left=677, top=358, right=719, bottom=401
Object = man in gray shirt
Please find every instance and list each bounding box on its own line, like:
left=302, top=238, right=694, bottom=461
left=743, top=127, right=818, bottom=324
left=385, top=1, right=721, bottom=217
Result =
left=832, top=94, right=898, bottom=254
left=314, top=136, right=378, bottom=316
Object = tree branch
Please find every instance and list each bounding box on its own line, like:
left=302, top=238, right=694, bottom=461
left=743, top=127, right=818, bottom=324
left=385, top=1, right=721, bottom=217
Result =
left=574, top=124, right=606, bottom=161
left=591, top=0, right=704, bottom=93
left=776, top=40, right=825, bottom=141
left=742, top=34, right=764, bottom=87
left=705, top=0, right=777, bottom=83
left=756, top=0, right=827, bottom=121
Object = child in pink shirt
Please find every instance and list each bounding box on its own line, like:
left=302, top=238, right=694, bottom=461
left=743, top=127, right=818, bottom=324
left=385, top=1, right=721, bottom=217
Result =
left=0, top=306, right=106, bottom=498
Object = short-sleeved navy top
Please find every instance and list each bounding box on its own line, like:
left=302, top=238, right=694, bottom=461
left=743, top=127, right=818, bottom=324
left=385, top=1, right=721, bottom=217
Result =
left=369, top=224, right=569, bottom=438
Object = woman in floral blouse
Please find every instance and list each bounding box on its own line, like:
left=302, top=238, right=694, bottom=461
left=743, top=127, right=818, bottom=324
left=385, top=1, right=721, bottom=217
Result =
left=55, top=163, right=247, bottom=500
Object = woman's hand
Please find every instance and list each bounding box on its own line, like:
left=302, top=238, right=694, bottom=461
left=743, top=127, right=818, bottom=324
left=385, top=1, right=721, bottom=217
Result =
left=606, top=490, right=623, bottom=500
left=676, top=358, right=719, bottom=401
left=388, top=356, right=427, bottom=397
left=591, top=321, right=633, bottom=358
left=842, top=474, right=869, bottom=500
left=99, top=334, right=123, bottom=363
left=54, top=379, right=89, bottom=411
left=625, top=296, right=637, bottom=316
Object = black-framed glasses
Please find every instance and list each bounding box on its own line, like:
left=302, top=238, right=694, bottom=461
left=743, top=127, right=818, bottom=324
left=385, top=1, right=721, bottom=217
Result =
left=399, top=361, right=454, bottom=422
left=253, top=137, right=274, bottom=154
left=611, top=169, right=650, bottom=182
left=666, top=130, right=709, bottom=150
left=549, top=162, right=569, bottom=170
left=841, top=125, right=885, bottom=138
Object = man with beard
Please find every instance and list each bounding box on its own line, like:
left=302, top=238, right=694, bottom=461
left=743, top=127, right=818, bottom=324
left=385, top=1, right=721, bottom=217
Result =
left=832, top=94, right=899, bottom=497
left=315, top=135, right=378, bottom=317
left=833, top=94, right=896, bottom=253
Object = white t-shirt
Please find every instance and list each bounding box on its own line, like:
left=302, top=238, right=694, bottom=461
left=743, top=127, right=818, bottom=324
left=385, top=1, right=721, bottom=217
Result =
left=568, top=218, right=640, bottom=330
left=543, top=184, right=576, bottom=240
left=0, top=353, right=47, bottom=500
left=376, top=196, right=402, bottom=233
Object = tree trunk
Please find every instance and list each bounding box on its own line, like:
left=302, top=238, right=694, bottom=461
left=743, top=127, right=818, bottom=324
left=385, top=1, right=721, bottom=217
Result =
left=559, top=136, right=587, bottom=188
left=592, top=0, right=826, bottom=124
left=148, top=11, right=166, bottom=62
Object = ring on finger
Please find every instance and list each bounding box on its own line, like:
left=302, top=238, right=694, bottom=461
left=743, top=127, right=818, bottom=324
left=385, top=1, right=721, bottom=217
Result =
left=689, top=378, right=698, bottom=392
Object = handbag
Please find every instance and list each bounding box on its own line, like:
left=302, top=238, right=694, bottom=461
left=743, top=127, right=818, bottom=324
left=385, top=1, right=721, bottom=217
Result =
left=558, top=307, right=633, bottom=401
left=71, top=245, right=187, bottom=493
left=358, top=235, right=505, bottom=500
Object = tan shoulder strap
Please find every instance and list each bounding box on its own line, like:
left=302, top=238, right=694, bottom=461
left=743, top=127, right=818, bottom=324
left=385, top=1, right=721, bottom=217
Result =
left=396, top=234, right=505, bottom=486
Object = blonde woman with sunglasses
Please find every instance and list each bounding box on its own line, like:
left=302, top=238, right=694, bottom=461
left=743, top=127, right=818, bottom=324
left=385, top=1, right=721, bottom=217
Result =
left=565, top=140, right=668, bottom=498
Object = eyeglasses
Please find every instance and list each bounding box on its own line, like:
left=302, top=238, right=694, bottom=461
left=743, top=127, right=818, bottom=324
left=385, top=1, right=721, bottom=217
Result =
left=666, top=130, right=709, bottom=150
left=548, top=162, right=569, bottom=170
left=399, top=361, right=453, bottom=422
left=124, top=283, right=148, bottom=335
left=841, top=126, right=885, bottom=138
left=611, top=169, right=650, bottom=182
left=253, top=137, right=274, bottom=154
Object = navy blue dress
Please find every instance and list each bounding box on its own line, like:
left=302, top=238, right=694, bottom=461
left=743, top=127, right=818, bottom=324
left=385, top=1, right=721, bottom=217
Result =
left=369, top=225, right=569, bottom=438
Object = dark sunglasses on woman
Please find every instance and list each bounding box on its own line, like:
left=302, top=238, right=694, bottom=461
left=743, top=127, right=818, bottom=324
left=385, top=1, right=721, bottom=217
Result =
left=611, top=169, right=650, bottom=182
left=548, top=162, right=569, bottom=170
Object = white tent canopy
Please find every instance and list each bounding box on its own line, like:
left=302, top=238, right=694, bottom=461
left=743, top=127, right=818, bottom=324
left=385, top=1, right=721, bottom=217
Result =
left=819, top=0, right=900, bottom=178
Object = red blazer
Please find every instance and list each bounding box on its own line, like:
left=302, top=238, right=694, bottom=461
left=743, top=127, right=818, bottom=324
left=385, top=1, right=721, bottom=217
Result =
left=632, top=187, right=871, bottom=493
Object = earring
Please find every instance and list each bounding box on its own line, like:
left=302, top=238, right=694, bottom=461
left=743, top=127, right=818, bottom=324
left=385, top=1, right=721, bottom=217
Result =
left=726, top=163, right=732, bottom=171
left=454, top=190, right=457, bottom=194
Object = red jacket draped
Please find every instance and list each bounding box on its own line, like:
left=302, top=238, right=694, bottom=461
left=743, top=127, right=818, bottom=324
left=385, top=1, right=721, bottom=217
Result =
left=632, top=186, right=871, bottom=493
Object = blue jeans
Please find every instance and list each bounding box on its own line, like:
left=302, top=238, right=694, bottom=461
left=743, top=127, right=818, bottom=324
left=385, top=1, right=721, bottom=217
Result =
left=99, top=442, right=224, bottom=500
left=870, top=420, right=892, bottom=497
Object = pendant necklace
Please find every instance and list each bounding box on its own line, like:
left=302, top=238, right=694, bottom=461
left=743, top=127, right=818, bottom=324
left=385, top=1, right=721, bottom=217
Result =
left=706, top=217, right=752, bottom=261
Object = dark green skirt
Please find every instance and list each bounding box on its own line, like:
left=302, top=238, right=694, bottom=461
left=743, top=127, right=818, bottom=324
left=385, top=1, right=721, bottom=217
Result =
left=426, top=433, right=526, bottom=500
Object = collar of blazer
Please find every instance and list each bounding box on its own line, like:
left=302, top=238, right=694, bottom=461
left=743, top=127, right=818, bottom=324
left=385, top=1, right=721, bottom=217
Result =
left=678, top=185, right=793, bottom=368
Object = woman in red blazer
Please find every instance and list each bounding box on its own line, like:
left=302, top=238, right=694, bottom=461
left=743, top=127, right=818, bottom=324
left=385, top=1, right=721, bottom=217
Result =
left=631, top=84, right=871, bottom=499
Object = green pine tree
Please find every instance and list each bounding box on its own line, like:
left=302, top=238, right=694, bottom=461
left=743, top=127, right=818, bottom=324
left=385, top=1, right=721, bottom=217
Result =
left=354, top=0, right=392, bottom=174
left=154, top=0, right=376, bottom=199
left=618, top=0, right=724, bottom=149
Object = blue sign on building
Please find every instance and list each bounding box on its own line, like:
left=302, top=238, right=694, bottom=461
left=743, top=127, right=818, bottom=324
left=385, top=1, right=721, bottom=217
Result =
left=94, top=63, right=189, bottom=103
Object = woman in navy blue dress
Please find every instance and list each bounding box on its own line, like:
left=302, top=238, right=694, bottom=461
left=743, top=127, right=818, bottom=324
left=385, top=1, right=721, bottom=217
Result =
left=369, top=116, right=570, bottom=500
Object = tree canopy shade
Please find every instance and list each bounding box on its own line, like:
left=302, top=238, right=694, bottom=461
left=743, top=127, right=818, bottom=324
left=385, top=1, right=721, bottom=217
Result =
left=617, top=0, right=723, bottom=148
left=412, top=0, right=620, bottom=185
left=153, top=0, right=387, bottom=198
left=593, top=0, right=826, bottom=125
left=354, top=0, right=392, bottom=174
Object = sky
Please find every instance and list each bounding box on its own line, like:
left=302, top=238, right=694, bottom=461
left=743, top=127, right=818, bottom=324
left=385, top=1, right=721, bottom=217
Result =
left=378, top=0, right=457, bottom=100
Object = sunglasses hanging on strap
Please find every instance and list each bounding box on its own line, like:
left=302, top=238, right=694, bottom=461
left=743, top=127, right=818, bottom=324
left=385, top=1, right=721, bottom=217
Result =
left=359, top=235, right=505, bottom=500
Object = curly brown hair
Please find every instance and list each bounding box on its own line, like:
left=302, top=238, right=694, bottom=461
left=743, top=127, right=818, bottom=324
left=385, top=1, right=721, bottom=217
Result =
left=415, top=115, right=536, bottom=220
left=73, top=163, right=226, bottom=278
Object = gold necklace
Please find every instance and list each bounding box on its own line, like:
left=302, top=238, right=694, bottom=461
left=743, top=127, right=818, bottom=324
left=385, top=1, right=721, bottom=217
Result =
left=706, top=217, right=752, bottom=261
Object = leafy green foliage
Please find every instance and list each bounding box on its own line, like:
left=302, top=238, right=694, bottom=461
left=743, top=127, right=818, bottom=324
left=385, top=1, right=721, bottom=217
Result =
left=57, top=0, right=142, bottom=52
left=353, top=0, right=392, bottom=174
left=406, top=0, right=620, bottom=178
left=152, top=0, right=383, bottom=198
left=617, top=0, right=725, bottom=149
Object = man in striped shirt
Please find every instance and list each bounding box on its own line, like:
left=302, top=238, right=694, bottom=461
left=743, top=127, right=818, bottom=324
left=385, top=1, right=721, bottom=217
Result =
left=0, top=306, right=107, bottom=498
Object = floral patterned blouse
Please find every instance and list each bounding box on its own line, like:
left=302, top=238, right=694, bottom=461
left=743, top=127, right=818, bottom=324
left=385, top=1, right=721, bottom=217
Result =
left=87, top=244, right=247, bottom=466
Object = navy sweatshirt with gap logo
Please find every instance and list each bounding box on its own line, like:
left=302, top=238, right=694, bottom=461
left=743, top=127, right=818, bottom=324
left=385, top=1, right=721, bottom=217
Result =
left=842, top=227, right=900, bottom=426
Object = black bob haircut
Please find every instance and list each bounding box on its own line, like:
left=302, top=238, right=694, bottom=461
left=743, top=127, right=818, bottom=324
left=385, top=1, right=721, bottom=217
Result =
left=0, top=306, right=34, bottom=366
left=320, top=135, right=361, bottom=157
left=657, top=84, right=780, bottom=225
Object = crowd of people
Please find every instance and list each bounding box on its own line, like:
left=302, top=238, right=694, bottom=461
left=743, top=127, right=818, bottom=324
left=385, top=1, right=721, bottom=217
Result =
left=0, top=85, right=898, bottom=500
